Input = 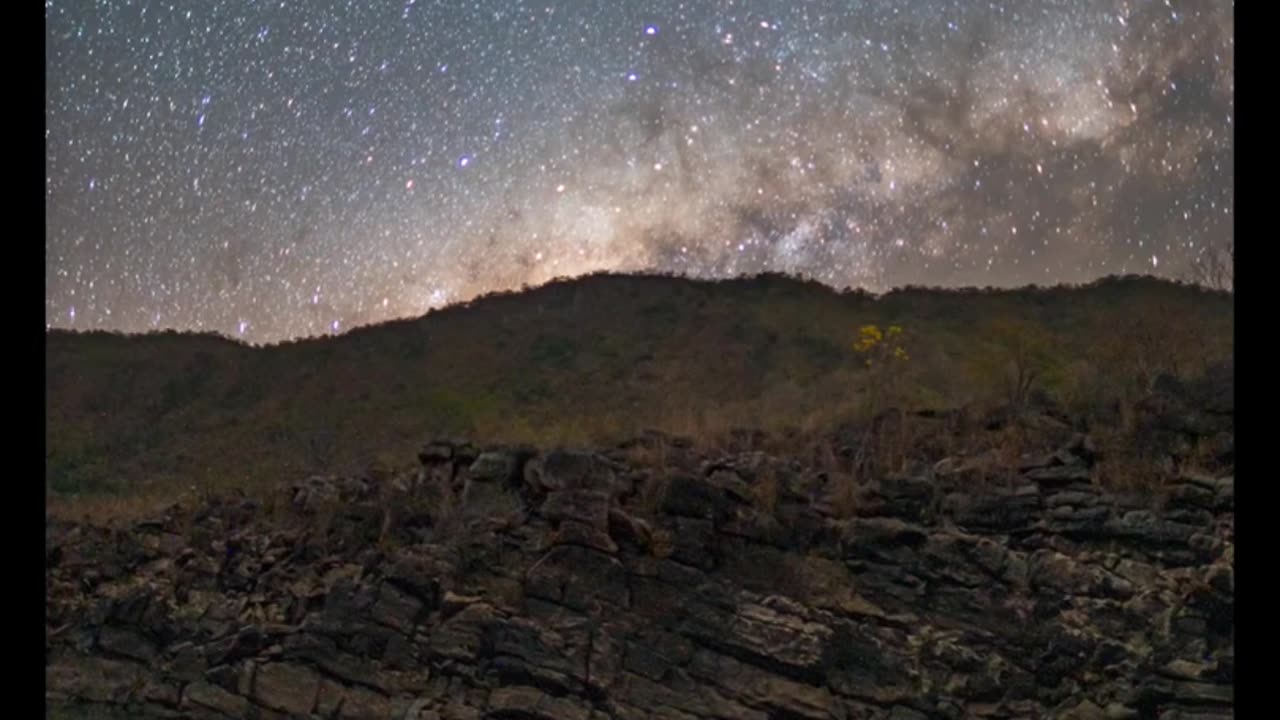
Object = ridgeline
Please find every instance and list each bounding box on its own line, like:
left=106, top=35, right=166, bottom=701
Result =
left=46, top=272, right=1233, bottom=515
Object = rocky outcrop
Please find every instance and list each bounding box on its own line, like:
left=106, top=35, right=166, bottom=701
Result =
left=47, top=434, right=1233, bottom=719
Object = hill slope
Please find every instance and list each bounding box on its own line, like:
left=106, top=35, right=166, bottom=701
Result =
left=46, top=272, right=1233, bottom=505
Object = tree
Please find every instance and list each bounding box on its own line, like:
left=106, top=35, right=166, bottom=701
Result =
left=851, top=324, right=913, bottom=475
left=1183, top=240, right=1233, bottom=292
left=853, top=324, right=910, bottom=415
left=983, top=317, right=1060, bottom=414
left=1091, top=294, right=1201, bottom=430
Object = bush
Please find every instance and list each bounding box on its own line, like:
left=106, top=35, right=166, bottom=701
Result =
left=853, top=324, right=910, bottom=415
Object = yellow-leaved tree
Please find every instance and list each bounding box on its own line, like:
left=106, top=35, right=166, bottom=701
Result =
left=854, top=324, right=910, bottom=416
left=850, top=324, right=913, bottom=479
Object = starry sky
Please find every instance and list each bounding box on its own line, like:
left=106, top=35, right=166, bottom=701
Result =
left=46, top=0, right=1233, bottom=344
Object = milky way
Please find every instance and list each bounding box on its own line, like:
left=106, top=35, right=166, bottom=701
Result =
left=46, top=0, right=1233, bottom=344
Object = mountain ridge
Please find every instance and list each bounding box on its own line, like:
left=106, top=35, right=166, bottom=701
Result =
left=46, top=271, right=1233, bottom=515
left=46, top=271, right=1230, bottom=348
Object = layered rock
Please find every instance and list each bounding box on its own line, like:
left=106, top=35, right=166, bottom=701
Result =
left=47, top=436, right=1233, bottom=719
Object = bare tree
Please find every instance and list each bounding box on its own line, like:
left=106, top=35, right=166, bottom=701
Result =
left=1092, top=295, right=1200, bottom=431
left=983, top=317, right=1060, bottom=414
left=1183, top=241, right=1233, bottom=292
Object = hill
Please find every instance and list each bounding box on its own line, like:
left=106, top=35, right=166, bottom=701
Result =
left=46, top=272, right=1233, bottom=515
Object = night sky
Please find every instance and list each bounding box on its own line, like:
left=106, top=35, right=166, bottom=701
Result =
left=46, top=1, right=1233, bottom=344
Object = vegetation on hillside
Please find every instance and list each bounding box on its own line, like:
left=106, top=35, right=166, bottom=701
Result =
left=46, top=272, right=1233, bottom=516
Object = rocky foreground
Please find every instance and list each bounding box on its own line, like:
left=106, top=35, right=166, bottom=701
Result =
left=47, top=430, right=1233, bottom=720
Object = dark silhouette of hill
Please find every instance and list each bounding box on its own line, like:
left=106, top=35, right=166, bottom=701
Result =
left=46, top=272, right=1232, bottom=511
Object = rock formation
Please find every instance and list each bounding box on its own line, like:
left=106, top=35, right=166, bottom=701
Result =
left=47, top=430, right=1233, bottom=719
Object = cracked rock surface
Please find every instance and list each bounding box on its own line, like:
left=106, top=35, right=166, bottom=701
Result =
left=48, top=435, right=1233, bottom=719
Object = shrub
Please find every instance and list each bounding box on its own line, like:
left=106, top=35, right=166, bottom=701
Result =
left=975, top=317, right=1062, bottom=414
left=853, top=324, right=910, bottom=415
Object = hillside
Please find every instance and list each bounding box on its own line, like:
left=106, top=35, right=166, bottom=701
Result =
left=46, top=272, right=1233, bottom=513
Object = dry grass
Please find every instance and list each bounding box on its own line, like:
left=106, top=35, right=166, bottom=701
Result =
left=1090, top=427, right=1171, bottom=494
left=751, top=465, right=781, bottom=515
left=633, top=469, right=673, bottom=518
left=1095, top=457, right=1163, bottom=495
left=828, top=471, right=861, bottom=518
left=46, top=490, right=189, bottom=526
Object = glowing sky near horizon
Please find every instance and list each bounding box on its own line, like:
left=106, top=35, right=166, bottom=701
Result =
left=47, top=0, right=1232, bottom=343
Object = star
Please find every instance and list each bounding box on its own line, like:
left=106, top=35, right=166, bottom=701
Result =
left=45, top=0, right=1233, bottom=343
